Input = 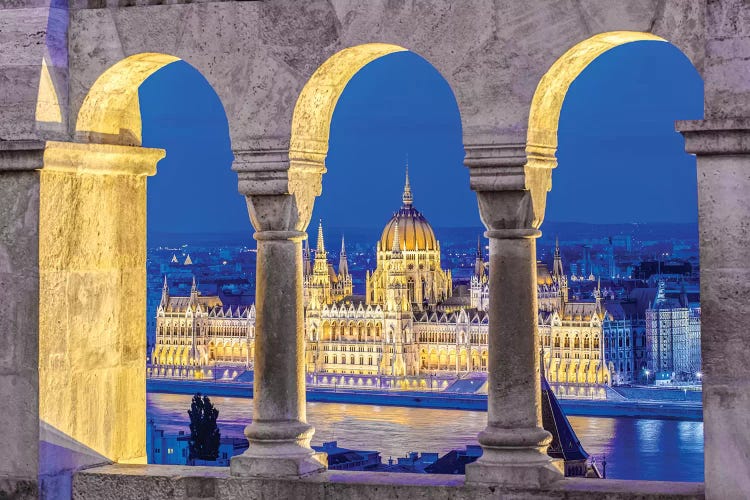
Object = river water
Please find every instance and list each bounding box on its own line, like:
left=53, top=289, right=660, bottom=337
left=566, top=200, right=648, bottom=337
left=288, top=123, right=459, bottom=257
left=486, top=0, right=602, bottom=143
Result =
left=147, top=392, right=704, bottom=482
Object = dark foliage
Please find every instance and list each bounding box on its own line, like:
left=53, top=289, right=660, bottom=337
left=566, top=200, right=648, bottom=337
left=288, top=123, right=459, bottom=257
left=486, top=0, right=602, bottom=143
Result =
left=187, top=393, right=221, bottom=462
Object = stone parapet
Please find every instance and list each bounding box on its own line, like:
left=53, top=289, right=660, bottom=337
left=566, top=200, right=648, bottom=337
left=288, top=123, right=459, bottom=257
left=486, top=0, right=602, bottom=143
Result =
left=74, top=465, right=705, bottom=500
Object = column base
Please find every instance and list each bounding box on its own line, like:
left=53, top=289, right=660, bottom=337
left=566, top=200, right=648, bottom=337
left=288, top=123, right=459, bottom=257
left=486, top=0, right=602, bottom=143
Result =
left=465, top=426, right=564, bottom=488
left=465, top=454, right=564, bottom=488
left=230, top=421, right=328, bottom=478
left=230, top=449, right=327, bottom=478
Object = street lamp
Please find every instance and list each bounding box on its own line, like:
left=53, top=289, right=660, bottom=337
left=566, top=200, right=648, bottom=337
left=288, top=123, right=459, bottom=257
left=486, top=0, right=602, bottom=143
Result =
left=696, top=371, right=703, bottom=383
left=644, top=369, right=651, bottom=385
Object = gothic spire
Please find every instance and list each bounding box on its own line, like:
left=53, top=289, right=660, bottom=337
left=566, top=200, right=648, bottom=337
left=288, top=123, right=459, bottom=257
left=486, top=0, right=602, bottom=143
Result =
left=476, top=235, right=482, bottom=259
left=553, top=235, right=564, bottom=279
left=339, top=234, right=349, bottom=277
left=402, top=162, right=413, bottom=206
left=316, top=219, right=326, bottom=255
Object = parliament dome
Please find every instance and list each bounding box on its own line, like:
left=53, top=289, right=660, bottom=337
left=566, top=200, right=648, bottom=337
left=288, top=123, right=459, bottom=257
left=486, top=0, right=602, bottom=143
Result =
left=379, top=168, right=438, bottom=252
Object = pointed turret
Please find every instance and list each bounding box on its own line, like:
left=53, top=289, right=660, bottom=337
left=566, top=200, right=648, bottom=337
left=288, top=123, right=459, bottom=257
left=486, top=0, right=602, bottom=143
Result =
left=553, top=236, right=564, bottom=279
left=316, top=219, right=326, bottom=256
left=160, top=275, right=169, bottom=307
left=338, top=235, right=349, bottom=277
left=475, top=235, right=485, bottom=278
left=402, top=163, right=413, bottom=206
left=303, top=237, right=312, bottom=276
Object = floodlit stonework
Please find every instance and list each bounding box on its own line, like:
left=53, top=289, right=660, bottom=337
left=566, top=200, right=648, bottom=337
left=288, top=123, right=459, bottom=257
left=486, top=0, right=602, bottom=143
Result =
left=1, top=1, right=749, bottom=499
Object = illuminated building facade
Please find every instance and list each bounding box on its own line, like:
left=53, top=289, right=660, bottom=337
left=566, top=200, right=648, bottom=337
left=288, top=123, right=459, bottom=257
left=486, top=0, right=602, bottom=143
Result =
left=148, top=171, right=611, bottom=386
left=472, top=240, right=611, bottom=386
left=645, top=281, right=702, bottom=382
left=150, top=277, right=256, bottom=379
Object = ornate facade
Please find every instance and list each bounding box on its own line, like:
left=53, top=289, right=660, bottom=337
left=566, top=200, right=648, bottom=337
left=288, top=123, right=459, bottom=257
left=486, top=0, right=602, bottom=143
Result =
left=472, top=240, right=611, bottom=386
left=150, top=277, right=256, bottom=379
left=151, top=171, right=610, bottom=387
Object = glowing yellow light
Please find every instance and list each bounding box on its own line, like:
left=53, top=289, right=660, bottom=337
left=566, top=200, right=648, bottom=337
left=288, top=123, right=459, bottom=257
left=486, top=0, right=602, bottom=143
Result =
left=527, top=31, right=666, bottom=154
left=36, top=58, right=63, bottom=124
left=76, top=53, right=181, bottom=146
left=290, top=43, right=407, bottom=163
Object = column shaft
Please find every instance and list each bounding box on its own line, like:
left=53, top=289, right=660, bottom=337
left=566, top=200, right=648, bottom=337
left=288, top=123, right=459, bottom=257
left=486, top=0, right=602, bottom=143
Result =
left=465, top=229, right=563, bottom=487
left=231, top=231, right=326, bottom=477
left=253, top=237, right=305, bottom=423
left=487, top=235, right=539, bottom=429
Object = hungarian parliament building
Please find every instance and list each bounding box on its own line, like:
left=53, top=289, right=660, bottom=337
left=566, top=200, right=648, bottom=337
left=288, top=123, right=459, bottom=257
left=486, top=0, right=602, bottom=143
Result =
left=149, top=172, right=700, bottom=389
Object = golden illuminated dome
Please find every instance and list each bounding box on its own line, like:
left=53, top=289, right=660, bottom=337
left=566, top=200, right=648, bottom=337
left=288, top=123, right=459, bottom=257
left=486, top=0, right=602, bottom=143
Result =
left=379, top=167, right=438, bottom=252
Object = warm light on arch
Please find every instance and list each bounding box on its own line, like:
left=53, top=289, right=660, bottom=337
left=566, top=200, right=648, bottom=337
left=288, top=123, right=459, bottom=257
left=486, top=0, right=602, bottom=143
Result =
left=526, top=31, right=667, bottom=162
left=290, top=43, right=407, bottom=164
left=76, top=52, right=181, bottom=146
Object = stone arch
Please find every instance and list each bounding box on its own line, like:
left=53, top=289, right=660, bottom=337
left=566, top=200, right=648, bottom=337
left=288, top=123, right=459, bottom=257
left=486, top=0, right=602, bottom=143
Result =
left=75, top=53, right=184, bottom=146
left=526, top=31, right=701, bottom=180
left=528, top=32, right=667, bottom=161
left=290, top=44, right=407, bottom=165
left=288, top=43, right=463, bottom=225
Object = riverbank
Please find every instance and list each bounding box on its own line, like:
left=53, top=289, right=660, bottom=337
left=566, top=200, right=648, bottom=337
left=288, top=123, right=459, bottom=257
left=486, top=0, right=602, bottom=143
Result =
left=147, top=378, right=703, bottom=421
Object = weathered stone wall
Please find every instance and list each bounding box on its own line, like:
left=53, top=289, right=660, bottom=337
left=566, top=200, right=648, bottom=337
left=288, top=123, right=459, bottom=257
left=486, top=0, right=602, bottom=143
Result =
left=73, top=464, right=706, bottom=500
left=0, top=3, right=69, bottom=143
left=0, top=146, right=42, bottom=500
left=679, top=2, right=750, bottom=498
left=65, top=0, right=704, bottom=151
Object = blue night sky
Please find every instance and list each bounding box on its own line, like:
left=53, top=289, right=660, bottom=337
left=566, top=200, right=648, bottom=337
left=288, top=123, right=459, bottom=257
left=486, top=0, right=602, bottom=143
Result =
left=140, top=41, right=703, bottom=235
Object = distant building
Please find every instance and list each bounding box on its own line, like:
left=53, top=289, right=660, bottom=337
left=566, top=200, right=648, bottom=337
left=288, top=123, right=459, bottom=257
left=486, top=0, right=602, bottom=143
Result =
left=633, top=260, right=692, bottom=280
left=645, top=281, right=701, bottom=382
left=147, top=420, right=248, bottom=466
left=150, top=276, right=255, bottom=379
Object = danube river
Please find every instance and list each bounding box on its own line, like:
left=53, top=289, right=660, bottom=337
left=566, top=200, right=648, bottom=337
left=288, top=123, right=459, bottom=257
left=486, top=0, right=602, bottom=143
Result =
left=147, top=392, right=704, bottom=482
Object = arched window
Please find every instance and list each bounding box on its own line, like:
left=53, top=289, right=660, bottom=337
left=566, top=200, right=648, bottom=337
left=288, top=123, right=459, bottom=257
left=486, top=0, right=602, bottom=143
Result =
left=583, top=336, right=590, bottom=349
left=594, top=337, right=600, bottom=349
left=554, top=336, right=560, bottom=348
left=574, top=336, right=580, bottom=349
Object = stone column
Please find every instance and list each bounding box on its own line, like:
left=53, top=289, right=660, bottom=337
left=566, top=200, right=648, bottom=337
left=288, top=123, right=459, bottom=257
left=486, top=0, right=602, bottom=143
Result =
left=230, top=149, right=327, bottom=477
left=0, top=141, right=44, bottom=500
left=39, top=141, right=163, bottom=496
left=464, top=144, right=563, bottom=487
left=678, top=119, right=750, bottom=499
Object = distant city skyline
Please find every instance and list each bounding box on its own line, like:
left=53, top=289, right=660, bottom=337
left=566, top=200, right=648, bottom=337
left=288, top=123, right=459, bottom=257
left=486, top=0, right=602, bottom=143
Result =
left=141, top=41, right=702, bottom=235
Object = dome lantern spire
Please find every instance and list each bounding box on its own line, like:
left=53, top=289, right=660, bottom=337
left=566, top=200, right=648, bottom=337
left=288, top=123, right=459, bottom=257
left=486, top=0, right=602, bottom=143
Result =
left=402, top=162, right=413, bottom=206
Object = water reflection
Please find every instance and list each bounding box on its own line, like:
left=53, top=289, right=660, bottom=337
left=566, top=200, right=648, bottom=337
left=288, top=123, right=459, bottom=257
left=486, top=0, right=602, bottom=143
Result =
left=147, top=392, right=703, bottom=482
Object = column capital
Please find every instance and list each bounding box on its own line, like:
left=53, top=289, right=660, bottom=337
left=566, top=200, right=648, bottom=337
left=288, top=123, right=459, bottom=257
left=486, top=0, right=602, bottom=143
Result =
left=234, top=148, right=326, bottom=234
left=43, top=141, right=164, bottom=176
left=677, top=119, right=750, bottom=155
left=465, top=143, right=554, bottom=232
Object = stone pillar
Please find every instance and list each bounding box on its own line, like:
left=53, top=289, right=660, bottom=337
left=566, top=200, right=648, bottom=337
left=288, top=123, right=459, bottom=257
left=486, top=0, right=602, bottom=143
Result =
left=464, top=144, right=563, bottom=487
left=678, top=119, right=750, bottom=499
left=39, top=141, right=163, bottom=496
left=0, top=141, right=44, bottom=500
left=230, top=149, right=327, bottom=477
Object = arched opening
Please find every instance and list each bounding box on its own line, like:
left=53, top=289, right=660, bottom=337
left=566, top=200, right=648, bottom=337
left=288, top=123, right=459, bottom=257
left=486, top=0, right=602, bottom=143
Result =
left=529, top=30, right=704, bottom=477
